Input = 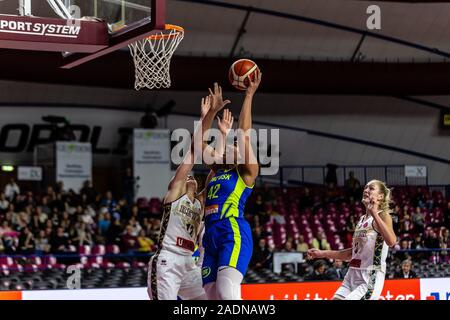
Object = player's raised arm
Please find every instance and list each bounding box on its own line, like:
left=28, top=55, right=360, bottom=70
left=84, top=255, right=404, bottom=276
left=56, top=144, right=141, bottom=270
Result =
left=196, top=110, right=234, bottom=204
left=165, top=96, right=213, bottom=203
left=237, top=71, right=262, bottom=186
left=198, top=83, right=231, bottom=164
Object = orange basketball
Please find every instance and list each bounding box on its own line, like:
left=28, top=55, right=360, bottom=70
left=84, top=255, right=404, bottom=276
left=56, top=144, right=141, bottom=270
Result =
left=228, top=59, right=260, bottom=90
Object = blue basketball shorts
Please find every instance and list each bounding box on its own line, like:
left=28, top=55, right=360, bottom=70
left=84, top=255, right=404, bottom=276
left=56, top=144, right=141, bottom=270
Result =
left=201, top=217, right=253, bottom=285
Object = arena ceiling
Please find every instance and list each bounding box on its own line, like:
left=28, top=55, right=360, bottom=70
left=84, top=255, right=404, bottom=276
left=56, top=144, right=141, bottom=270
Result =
left=169, top=0, right=450, bottom=63
left=2, top=0, right=450, bottom=94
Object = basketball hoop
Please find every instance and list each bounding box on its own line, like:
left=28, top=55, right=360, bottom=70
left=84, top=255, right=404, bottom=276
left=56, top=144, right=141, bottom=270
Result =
left=128, top=24, right=184, bottom=90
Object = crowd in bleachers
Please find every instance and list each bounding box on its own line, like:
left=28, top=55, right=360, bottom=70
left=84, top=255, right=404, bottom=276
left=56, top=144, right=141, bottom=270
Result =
left=1, top=175, right=450, bottom=282
left=246, top=180, right=450, bottom=279
left=0, top=178, right=162, bottom=257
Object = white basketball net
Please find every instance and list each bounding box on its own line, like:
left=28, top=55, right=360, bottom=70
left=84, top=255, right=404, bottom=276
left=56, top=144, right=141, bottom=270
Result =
left=128, top=26, right=184, bottom=90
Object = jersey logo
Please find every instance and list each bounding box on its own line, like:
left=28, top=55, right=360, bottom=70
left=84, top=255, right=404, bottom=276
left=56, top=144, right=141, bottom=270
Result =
left=202, top=267, right=211, bottom=278
left=363, top=222, right=369, bottom=228
left=205, top=205, right=219, bottom=215
left=349, top=259, right=361, bottom=268
left=176, top=237, right=195, bottom=252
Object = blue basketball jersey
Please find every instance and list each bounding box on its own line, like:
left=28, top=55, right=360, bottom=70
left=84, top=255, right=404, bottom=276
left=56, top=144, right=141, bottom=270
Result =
left=204, top=167, right=254, bottom=223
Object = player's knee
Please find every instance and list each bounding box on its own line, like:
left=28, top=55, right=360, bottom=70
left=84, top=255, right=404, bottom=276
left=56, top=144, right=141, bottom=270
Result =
left=216, top=268, right=243, bottom=300
left=216, top=276, right=235, bottom=300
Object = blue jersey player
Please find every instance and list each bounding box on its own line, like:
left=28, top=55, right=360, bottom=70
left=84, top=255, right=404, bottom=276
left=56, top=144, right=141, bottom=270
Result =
left=199, top=73, right=262, bottom=300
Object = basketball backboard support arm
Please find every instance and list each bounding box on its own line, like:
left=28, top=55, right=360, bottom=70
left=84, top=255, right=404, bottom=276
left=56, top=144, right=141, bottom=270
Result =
left=46, top=0, right=73, bottom=19
left=60, top=0, right=166, bottom=69
left=19, top=0, right=31, bottom=16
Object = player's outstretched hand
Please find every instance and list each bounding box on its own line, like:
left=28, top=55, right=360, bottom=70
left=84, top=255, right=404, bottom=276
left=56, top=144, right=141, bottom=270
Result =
left=367, top=196, right=382, bottom=217
left=208, top=82, right=231, bottom=114
left=201, top=95, right=212, bottom=118
left=246, top=70, right=262, bottom=96
left=217, top=109, right=234, bottom=136
left=307, top=248, right=324, bottom=260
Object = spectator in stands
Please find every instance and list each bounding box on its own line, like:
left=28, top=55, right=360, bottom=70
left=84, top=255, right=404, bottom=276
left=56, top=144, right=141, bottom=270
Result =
left=148, top=218, right=161, bottom=244
left=127, top=205, right=140, bottom=221
left=35, top=206, right=48, bottom=227
left=100, top=191, right=117, bottom=214
left=411, top=207, right=425, bottom=234
left=55, top=181, right=66, bottom=194
left=345, top=215, right=356, bottom=245
left=296, top=235, right=309, bottom=254
left=142, top=218, right=152, bottom=236
left=128, top=217, right=142, bottom=236
left=312, top=231, right=331, bottom=251
left=423, top=229, right=440, bottom=249
left=390, top=205, right=400, bottom=233
left=344, top=171, right=361, bottom=199
left=251, top=238, right=272, bottom=270
left=394, top=239, right=411, bottom=262
left=0, top=192, right=9, bottom=212
left=115, top=199, right=129, bottom=222
left=18, top=226, right=35, bottom=254
left=440, top=228, right=450, bottom=248
left=121, top=225, right=138, bottom=253
left=267, top=203, right=285, bottom=225
left=35, top=229, right=50, bottom=253
left=98, top=210, right=111, bottom=236
left=305, top=259, right=329, bottom=281
left=30, top=210, right=42, bottom=233
left=400, top=211, right=413, bottom=235
left=411, top=234, right=424, bottom=249
left=50, top=227, right=70, bottom=254
left=4, top=178, right=20, bottom=201
left=412, top=187, right=426, bottom=208
left=326, top=259, right=348, bottom=280
left=80, top=206, right=95, bottom=227
left=439, top=228, right=450, bottom=262
left=71, top=222, right=93, bottom=247
left=444, top=201, right=450, bottom=230
left=252, top=225, right=263, bottom=245
left=136, top=229, right=154, bottom=253
left=80, top=180, right=98, bottom=205
left=106, top=218, right=123, bottom=246
left=282, top=240, right=296, bottom=252
left=122, top=167, right=136, bottom=206
left=250, top=193, right=267, bottom=222
left=394, top=260, right=417, bottom=279
left=1, top=222, right=18, bottom=254
left=40, top=196, right=51, bottom=215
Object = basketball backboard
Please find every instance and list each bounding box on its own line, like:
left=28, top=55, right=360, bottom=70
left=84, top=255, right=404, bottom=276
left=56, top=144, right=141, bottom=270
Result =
left=0, top=0, right=165, bottom=68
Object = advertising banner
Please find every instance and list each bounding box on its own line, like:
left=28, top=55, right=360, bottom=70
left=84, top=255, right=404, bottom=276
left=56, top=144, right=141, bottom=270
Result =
left=0, top=278, right=446, bottom=300
left=56, top=141, right=92, bottom=192
left=133, top=129, right=171, bottom=199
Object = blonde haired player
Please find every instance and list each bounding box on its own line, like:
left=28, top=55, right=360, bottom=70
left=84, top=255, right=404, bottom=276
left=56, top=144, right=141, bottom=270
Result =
left=148, top=96, right=233, bottom=300
left=307, top=180, right=397, bottom=300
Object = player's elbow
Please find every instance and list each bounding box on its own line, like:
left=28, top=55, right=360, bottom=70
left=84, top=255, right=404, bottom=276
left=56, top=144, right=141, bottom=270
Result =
left=386, top=237, right=397, bottom=248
